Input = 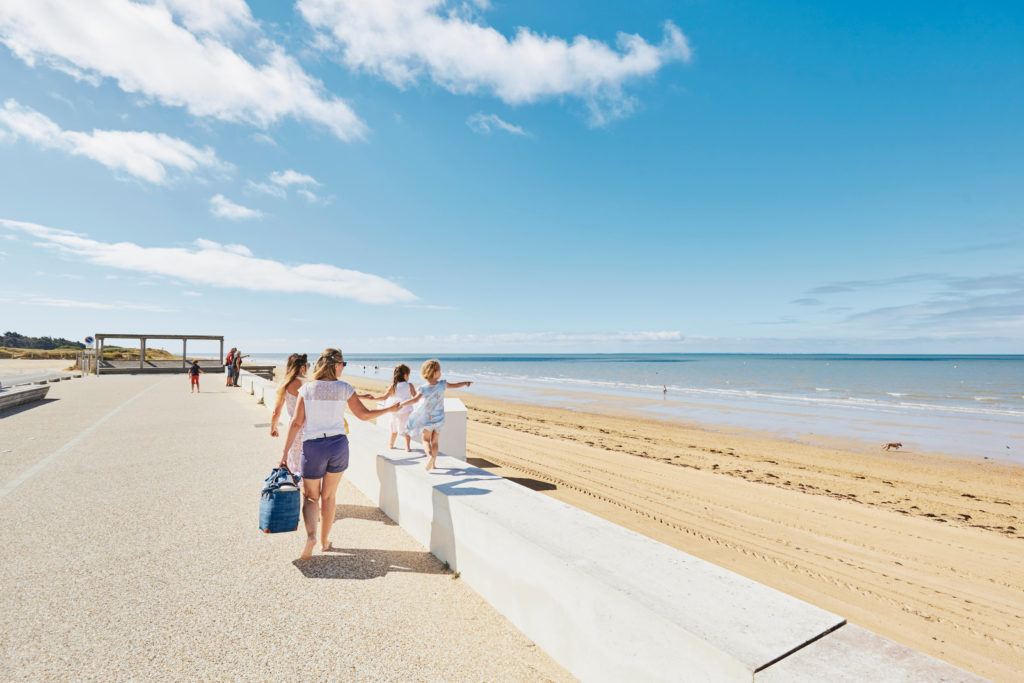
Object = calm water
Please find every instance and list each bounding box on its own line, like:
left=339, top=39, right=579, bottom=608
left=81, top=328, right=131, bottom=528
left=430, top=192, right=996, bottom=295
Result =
left=248, top=354, right=1024, bottom=462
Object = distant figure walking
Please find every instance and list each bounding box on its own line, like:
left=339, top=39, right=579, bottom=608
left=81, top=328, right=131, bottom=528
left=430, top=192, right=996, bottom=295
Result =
left=663, top=385, right=667, bottom=399
left=225, top=347, right=236, bottom=386
left=270, top=353, right=308, bottom=474
left=280, top=348, right=402, bottom=560
left=361, top=364, right=418, bottom=451
left=188, top=360, right=206, bottom=393
left=232, top=350, right=249, bottom=387
left=401, top=359, right=472, bottom=471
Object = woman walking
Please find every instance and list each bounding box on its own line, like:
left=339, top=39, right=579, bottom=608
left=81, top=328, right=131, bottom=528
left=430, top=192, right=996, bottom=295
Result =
left=270, top=353, right=308, bottom=474
left=280, top=348, right=402, bottom=560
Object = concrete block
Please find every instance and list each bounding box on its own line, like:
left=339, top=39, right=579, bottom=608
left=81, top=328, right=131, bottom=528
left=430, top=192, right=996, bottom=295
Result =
left=756, top=624, right=987, bottom=682
left=0, top=385, right=50, bottom=413
left=344, top=415, right=845, bottom=682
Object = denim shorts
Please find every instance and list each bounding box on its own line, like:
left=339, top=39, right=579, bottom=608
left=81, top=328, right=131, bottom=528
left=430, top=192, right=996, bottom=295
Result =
left=300, top=433, right=349, bottom=479
left=226, top=366, right=234, bottom=377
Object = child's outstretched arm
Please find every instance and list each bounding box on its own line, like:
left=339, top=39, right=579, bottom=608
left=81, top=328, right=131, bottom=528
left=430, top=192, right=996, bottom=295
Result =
left=358, top=386, right=393, bottom=401
left=397, top=393, right=424, bottom=409
left=447, top=380, right=472, bottom=389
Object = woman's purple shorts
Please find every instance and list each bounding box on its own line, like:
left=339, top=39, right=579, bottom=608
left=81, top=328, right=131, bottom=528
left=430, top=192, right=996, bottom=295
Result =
left=300, top=434, right=349, bottom=479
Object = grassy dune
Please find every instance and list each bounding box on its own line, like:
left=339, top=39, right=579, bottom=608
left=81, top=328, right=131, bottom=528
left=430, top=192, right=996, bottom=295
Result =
left=0, top=346, right=181, bottom=361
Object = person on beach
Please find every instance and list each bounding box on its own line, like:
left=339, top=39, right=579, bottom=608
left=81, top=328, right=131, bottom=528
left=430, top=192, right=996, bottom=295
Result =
left=270, top=353, right=308, bottom=474
left=225, top=347, right=236, bottom=387
left=400, top=359, right=472, bottom=471
left=280, top=348, right=402, bottom=560
left=360, top=364, right=418, bottom=451
left=232, top=350, right=249, bottom=387
left=188, top=360, right=205, bottom=393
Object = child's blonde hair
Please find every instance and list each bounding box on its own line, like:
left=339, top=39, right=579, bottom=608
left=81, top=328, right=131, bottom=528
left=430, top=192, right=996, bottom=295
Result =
left=421, top=359, right=441, bottom=381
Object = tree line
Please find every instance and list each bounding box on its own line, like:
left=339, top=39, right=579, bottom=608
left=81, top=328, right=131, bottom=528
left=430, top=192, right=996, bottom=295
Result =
left=1, top=331, right=86, bottom=350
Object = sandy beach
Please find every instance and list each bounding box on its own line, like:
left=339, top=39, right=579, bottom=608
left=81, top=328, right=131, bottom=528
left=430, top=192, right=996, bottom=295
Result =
left=338, top=373, right=1023, bottom=681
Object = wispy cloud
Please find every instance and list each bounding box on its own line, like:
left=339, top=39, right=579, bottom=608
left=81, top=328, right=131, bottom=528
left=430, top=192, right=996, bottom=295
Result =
left=802, top=271, right=1024, bottom=337
left=210, top=194, right=262, bottom=220
left=1, top=218, right=418, bottom=305
left=300, top=0, right=691, bottom=125
left=270, top=169, right=320, bottom=187
left=379, top=330, right=683, bottom=345
left=791, top=298, right=821, bottom=306
left=467, top=113, right=528, bottom=136
left=249, top=169, right=325, bottom=202
left=0, top=0, right=366, bottom=140
left=0, top=99, right=230, bottom=183
left=24, top=296, right=174, bottom=312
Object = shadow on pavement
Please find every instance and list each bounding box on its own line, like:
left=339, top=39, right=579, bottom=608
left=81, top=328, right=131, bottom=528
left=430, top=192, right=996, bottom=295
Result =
left=0, top=397, right=59, bottom=417
left=292, top=547, right=448, bottom=579
left=334, top=503, right=397, bottom=525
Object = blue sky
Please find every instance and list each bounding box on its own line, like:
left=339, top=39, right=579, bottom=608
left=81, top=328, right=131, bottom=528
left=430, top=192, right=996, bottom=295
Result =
left=1, top=0, right=1022, bottom=354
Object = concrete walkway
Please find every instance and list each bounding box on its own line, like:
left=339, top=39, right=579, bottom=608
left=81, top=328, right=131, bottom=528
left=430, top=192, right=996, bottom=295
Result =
left=0, top=375, right=570, bottom=681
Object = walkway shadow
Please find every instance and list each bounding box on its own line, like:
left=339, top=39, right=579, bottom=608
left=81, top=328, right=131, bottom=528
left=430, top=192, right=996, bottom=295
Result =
left=507, top=477, right=557, bottom=492
left=292, top=547, right=448, bottom=580
left=466, top=457, right=497, bottom=468
left=334, top=503, right=397, bottom=525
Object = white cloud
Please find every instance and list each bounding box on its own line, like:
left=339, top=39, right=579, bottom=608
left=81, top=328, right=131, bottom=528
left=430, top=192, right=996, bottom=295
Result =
left=247, top=180, right=287, bottom=198
left=210, top=194, right=262, bottom=220
left=25, top=296, right=174, bottom=312
left=296, top=188, right=332, bottom=204
left=270, top=169, right=321, bottom=187
left=299, top=0, right=691, bottom=124
left=466, top=112, right=527, bottom=136
left=160, top=0, right=256, bottom=38
left=249, top=170, right=325, bottom=201
left=250, top=132, right=277, bottom=146
left=0, top=0, right=367, bottom=140
left=382, top=330, right=683, bottom=345
left=1, top=218, right=418, bottom=305
left=0, top=99, right=230, bottom=183
left=182, top=290, right=202, bottom=296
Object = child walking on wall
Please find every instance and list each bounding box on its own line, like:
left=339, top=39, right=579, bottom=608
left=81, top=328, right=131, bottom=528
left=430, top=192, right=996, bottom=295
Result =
left=401, top=359, right=472, bottom=471
left=361, top=364, right=418, bottom=451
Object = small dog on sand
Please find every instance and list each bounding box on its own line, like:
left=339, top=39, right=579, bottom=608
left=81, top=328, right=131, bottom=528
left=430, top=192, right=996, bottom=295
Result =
left=882, top=442, right=903, bottom=451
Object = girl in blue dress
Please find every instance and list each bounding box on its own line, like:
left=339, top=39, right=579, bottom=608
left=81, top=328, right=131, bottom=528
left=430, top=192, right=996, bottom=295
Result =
left=401, top=359, right=472, bottom=471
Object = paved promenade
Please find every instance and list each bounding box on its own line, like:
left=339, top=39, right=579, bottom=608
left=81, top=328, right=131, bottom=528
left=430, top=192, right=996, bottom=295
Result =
left=0, top=375, right=570, bottom=681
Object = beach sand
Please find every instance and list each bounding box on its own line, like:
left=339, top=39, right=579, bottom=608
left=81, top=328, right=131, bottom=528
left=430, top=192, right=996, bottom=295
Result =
left=337, top=373, right=1024, bottom=682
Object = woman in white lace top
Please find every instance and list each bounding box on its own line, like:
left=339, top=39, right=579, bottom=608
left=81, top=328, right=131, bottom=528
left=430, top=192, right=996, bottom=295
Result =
left=281, top=348, right=401, bottom=560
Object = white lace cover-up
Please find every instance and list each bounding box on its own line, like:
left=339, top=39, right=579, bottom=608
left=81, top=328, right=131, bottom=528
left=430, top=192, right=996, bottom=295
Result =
left=284, top=390, right=303, bottom=474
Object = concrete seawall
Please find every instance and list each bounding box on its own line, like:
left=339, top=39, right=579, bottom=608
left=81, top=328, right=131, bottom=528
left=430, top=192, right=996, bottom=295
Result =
left=238, top=371, right=985, bottom=682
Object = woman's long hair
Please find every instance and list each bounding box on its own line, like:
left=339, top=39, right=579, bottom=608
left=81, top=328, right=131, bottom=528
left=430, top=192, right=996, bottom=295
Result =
left=390, top=364, right=410, bottom=395
left=312, top=348, right=343, bottom=381
left=276, top=353, right=307, bottom=403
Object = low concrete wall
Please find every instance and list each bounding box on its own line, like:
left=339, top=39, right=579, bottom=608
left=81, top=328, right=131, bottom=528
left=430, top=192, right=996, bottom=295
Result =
left=238, top=371, right=983, bottom=682
left=0, top=384, right=50, bottom=413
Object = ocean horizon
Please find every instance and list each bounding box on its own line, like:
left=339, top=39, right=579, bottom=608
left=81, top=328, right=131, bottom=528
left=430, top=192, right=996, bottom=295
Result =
left=244, top=353, right=1024, bottom=463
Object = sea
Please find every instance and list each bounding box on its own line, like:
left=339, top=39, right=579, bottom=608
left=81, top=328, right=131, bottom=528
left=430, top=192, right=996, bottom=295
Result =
left=246, top=353, right=1024, bottom=463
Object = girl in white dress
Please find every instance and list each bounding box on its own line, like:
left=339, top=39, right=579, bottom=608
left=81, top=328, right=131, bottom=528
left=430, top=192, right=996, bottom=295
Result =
left=361, top=364, right=419, bottom=451
left=270, top=353, right=307, bottom=474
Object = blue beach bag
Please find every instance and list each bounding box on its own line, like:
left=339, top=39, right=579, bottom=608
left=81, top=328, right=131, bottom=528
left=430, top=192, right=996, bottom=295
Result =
left=259, top=468, right=301, bottom=533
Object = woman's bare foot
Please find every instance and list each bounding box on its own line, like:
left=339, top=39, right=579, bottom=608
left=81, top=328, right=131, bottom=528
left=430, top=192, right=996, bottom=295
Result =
left=300, top=534, right=317, bottom=560
left=425, top=456, right=436, bottom=471
left=321, top=540, right=333, bottom=552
